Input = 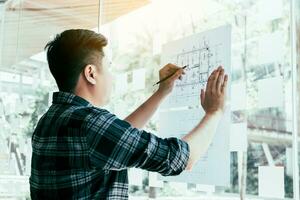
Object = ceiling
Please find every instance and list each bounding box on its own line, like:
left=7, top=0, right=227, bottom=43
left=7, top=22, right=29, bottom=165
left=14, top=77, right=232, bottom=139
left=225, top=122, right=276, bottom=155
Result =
left=0, top=0, right=150, bottom=73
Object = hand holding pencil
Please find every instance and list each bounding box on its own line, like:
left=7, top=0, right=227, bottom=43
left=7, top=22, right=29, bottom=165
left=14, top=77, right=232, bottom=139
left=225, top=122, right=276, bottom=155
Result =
left=155, top=63, right=186, bottom=96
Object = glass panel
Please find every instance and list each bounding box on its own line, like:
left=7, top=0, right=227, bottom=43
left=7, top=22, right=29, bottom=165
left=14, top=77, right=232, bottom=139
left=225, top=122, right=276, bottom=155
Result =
left=102, top=0, right=294, bottom=199
left=0, top=0, right=297, bottom=199
left=294, top=0, right=300, bottom=199
left=0, top=0, right=99, bottom=197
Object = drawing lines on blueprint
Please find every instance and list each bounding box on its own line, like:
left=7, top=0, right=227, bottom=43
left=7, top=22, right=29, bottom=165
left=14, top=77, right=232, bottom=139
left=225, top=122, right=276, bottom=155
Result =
left=175, top=39, right=222, bottom=87
left=162, top=37, right=225, bottom=108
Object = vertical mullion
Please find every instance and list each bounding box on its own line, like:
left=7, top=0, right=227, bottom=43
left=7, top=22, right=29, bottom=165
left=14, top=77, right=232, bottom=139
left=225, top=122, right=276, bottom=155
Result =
left=290, top=0, right=300, bottom=199
left=98, top=0, right=104, bottom=32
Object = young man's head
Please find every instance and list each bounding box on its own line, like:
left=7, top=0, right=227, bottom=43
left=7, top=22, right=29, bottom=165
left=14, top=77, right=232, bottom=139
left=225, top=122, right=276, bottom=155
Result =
left=45, top=29, right=113, bottom=107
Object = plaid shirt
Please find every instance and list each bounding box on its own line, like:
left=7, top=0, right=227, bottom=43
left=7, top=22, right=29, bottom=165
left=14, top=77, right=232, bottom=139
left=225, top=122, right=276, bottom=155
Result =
left=29, top=91, right=190, bottom=200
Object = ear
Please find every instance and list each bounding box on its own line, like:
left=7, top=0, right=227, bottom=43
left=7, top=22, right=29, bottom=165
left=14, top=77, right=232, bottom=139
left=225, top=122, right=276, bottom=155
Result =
left=83, top=64, right=97, bottom=85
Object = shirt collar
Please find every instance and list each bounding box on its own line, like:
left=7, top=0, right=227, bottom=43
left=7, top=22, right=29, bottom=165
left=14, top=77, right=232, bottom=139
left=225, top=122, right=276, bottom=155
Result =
left=52, top=91, right=92, bottom=107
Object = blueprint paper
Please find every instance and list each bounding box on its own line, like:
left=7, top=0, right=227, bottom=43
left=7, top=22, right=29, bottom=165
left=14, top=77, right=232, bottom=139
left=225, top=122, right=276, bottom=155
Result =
left=158, top=107, right=230, bottom=186
left=158, top=25, right=231, bottom=186
left=161, top=25, right=231, bottom=109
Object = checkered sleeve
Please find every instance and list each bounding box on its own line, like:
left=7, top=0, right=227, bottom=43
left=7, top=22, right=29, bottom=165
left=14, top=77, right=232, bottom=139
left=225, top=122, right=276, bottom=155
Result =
left=85, top=108, right=190, bottom=176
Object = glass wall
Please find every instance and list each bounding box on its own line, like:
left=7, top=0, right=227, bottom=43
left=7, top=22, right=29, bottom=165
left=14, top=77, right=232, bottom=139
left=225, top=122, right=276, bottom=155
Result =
left=102, top=0, right=299, bottom=199
left=294, top=0, right=300, bottom=199
left=0, top=0, right=299, bottom=199
left=0, top=0, right=100, bottom=198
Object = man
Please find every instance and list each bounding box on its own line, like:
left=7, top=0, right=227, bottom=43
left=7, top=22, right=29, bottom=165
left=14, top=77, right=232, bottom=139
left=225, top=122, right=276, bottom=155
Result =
left=29, top=29, right=228, bottom=199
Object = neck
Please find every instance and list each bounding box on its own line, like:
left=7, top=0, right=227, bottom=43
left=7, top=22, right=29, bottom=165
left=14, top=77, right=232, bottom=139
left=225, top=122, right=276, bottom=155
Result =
left=74, top=88, right=98, bottom=107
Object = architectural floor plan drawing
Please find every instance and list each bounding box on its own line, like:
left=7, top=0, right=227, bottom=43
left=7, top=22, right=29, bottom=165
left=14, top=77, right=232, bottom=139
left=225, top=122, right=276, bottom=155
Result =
left=158, top=25, right=231, bottom=186
left=161, top=26, right=230, bottom=109
left=176, top=40, right=217, bottom=86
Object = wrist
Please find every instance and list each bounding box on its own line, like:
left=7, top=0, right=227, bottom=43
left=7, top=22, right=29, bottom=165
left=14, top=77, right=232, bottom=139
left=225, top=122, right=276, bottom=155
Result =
left=205, top=110, right=223, bottom=118
left=156, top=88, right=169, bottom=98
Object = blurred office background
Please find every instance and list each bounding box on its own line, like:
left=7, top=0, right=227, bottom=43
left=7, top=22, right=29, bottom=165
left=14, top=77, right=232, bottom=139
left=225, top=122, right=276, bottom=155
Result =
left=0, top=0, right=300, bottom=199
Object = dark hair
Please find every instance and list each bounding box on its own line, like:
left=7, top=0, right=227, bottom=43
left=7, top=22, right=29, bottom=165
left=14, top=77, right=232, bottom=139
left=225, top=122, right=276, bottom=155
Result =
left=45, top=29, right=107, bottom=92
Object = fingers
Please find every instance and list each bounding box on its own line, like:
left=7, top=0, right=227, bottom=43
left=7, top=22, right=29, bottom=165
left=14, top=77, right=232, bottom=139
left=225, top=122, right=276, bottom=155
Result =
left=200, top=89, right=205, bottom=106
left=170, top=68, right=184, bottom=82
left=211, top=66, right=222, bottom=93
left=164, top=63, right=186, bottom=82
left=216, top=68, right=225, bottom=94
left=166, top=63, right=181, bottom=72
left=206, top=69, right=217, bottom=92
left=163, top=63, right=227, bottom=94
left=179, top=69, right=186, bottom=80
left=160, top=63, right=178, bottom=75
left=166, top=63, right=187, bottom=74
left=221, top=74, right=228, bottom=93
left=206, top=66, right=228, bottom=95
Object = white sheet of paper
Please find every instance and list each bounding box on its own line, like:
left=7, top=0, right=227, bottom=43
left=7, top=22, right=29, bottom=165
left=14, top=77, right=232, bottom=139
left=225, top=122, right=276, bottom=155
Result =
left=230, top=123, right=248, bottom=152
left=158, top=25, right=231, bottom=186
left=196, top=184, right=215, bottom=193
left=149, top=172, right=164, bottom=188
left=258, top=166, right=284, bottom=198
left=231, top=82, right=247, bottom=111
left=256, top=0, right=283, bottom=23
left=128, top=168, right=143, bottom=186
left=258, top=32, right=284, bottom=64
left=0, top=71, right=20, bottom=83
left=169, top=182, right=187, bottom=191
left=114, top=73, right=128, bottom=95
left=22, top=76, right=34, bottom=85
left=132, top=68, right=145, bottom=91
left=158, top=107, right=230, bottom=186
left=258, top=76, right=284, bottom=108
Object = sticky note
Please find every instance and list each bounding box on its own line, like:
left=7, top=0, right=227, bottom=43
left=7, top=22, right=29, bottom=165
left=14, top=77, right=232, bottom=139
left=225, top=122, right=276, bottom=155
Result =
left=258, top=32, right=284, bottom=64
left=257, top=76, right=284, bottom=108
left=258, top=166, right=284, bottom=198
left=149, top=172, right=163, bottom=188
left=230, top=123, right=248, bottom=152
left=231, top=83, right=247, bottom=111
left=128, top=168, right=144, bottom=186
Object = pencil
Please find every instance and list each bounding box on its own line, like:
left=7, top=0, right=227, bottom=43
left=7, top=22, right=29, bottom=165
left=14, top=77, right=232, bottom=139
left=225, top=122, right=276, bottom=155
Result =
left=153, top=65, right=187, bottom=86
